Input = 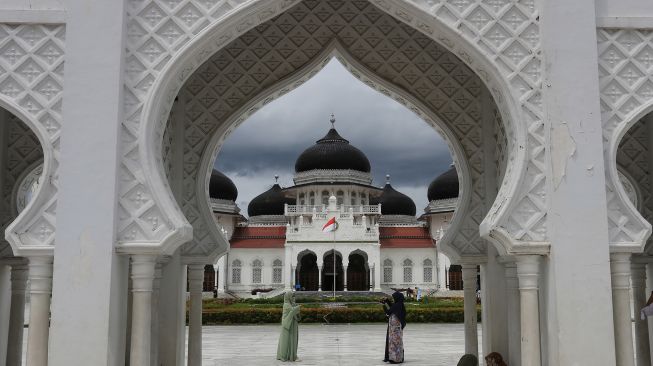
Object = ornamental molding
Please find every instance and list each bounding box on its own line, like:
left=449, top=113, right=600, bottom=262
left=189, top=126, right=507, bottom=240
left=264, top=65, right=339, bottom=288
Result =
left=0, top=23, right=65, bottom=258
left=597, top=28, right=653, bottom=250
left=293, top=169, right=373, bottom=186
left=119, top=0, right=542, bottom=262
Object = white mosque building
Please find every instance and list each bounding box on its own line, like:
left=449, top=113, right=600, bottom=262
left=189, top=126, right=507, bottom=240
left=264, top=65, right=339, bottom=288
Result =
left=204, top=118, right=458, bottom=297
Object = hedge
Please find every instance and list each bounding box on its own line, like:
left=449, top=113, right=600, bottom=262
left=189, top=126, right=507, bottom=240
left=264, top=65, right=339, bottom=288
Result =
left=200, top=307, right=480, bottom=325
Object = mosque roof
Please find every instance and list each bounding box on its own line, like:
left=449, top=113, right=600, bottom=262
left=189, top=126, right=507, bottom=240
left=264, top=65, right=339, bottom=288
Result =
left=209, top=169, right=238, bottom=201
left=379, top=227, right=435, bottom=248
left=427, top=165, right=459, bottom=201
left=294, top=116, right=371, bottom=173
left=371, top=178, right=417, bottom=216
left=247, top=183, right=296, bottom=217
left=229, top=226, right=286, bottom=248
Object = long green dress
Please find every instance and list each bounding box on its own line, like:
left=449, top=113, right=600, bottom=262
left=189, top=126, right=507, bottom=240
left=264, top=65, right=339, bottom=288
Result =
left=277, top=292, right=300, bottom=361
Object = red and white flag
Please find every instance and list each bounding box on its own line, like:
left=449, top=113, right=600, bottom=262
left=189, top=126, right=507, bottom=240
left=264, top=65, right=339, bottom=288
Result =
left=322, top=217, right=338, bottom=232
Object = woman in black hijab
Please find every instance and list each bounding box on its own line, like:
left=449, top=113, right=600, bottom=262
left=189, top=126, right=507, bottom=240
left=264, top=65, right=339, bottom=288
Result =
left=382, top=291, right=406, bottom=363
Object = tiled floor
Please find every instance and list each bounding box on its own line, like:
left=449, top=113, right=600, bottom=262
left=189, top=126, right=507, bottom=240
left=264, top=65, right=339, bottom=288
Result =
left=21, top=323, right=482, bottom=365
left=191, top=323, right=483, bottom=366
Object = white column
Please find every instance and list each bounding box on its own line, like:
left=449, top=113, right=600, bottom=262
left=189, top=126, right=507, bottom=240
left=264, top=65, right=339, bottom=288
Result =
left=6, top=262, right=27, bottom=366
left=25, top=256, right=53, bottom=366
left=503, top=260, right=521, bottom=366
left=462, top=263, right=478, bottom=357
left=187, top=264, right=204, bottom=366
left=610, top=253, right=635, bottom=366
left=647, top=263, right=653, bottom=362
left=318, top=265, right=323, bottom=291
left=151, top=260, right=166, bottom=366
left=291, top=266, right=296, bottom=289
left=516, top=255, right=541, bottom=366
left=632, top=260, right=651, bottom=366
left=374, top=251, right=382, bottom=292
left=343, top=265, right=348, bottom=291
left=129, top=255, right=157, bottom=366
left=284, top=247, right=292, bottom=290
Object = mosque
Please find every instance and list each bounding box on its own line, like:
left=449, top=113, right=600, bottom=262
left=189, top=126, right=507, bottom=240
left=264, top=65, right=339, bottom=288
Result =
left=203, top=117, right=459, bottom=297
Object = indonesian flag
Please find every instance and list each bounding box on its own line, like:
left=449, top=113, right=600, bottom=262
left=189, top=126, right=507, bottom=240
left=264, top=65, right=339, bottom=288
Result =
left=322, top=217, right=338, bottom=232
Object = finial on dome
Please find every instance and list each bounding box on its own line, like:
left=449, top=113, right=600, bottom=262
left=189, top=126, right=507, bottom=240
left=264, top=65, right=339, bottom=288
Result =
left=386, top=174, right=391, bottom=184
left=330, top=113, right=336, bottom=128
left=274, top=174, right=279, bottom=183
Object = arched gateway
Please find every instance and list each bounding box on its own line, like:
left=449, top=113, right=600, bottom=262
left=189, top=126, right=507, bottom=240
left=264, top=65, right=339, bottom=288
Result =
left=1, top=1, right=645, bottom=366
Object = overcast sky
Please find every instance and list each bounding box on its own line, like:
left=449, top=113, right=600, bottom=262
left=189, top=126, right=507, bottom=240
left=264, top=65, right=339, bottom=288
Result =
left=214, top=59, right=453, bottom=216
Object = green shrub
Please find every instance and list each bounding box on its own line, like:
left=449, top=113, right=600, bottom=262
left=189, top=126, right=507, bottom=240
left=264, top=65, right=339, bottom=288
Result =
left=200, top=307, right=480, bottom=325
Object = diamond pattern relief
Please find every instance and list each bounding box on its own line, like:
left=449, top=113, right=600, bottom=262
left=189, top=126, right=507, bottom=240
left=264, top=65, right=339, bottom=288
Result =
left=598, top=29, right=653, bottom=246
left=164, top=1, right=508, bottom=257
left=0, top=24, right=65, bottom=257
left=120, top=0, right=543, bottom=257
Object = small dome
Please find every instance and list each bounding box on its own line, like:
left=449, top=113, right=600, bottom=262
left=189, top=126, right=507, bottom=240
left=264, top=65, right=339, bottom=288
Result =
left=372, top=181, right=416, bottom=216
left=427, top=166, right=459, bottom=201
left=209, top=170, right=238, bottom=201
left=295, top=120, right=370, bottom=173
left=247, top=184, right=295, bottom=217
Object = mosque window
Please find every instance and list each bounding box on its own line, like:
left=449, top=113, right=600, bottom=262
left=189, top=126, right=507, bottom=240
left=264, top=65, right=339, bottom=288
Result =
left=273, top=259, right=283, bottom=283
left=336, top=190, right=344, bottom=205
left=252, top=259, right=263, bottom=284
left=361, top=193, right=366, bottom=205
left=322, top=190, right=329, bottom=205
left=423, top=259, right=433, bottom=283
left=232, top=260, right=242, bottom=284
left=403, top=259, right=413, bottom=283
left=351, top=192, right=357, bottom=205
left=383, top=259, right=393, bottom=283
left=309, top=192, right=315, bottom=205
left=299, top=193, right=305, bottom=205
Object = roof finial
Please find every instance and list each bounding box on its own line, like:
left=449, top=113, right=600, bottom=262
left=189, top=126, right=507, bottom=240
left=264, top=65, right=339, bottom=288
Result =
left=386, top=174, right=391, bottom=184
left=330, top=113, right=336, bottom=129
left=274, top=174, right=279, bottom=183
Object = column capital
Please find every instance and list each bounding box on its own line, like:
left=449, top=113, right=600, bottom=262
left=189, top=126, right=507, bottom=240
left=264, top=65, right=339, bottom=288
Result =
left=130, top=255, right=157, bottom=292
left=516, top=255, right=541, bottom=290
left=27, top=255, right=54, bottom=294
left=10, top=264, right=29, bottom=293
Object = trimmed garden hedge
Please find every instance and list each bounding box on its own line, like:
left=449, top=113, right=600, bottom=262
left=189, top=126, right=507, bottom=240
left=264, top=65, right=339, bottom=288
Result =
left=201, top=307, right=480, bottom=325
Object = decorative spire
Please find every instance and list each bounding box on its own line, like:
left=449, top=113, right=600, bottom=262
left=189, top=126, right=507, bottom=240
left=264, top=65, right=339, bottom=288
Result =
left=386, top=174, right=391, bottom=184
left=330, top=113, right=336, bottom=129
left=274, top=174, right=279, bottom=183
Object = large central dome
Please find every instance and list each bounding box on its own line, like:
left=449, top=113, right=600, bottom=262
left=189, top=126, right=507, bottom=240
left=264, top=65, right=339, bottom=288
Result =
left=295, top=117, right=371, bottom=173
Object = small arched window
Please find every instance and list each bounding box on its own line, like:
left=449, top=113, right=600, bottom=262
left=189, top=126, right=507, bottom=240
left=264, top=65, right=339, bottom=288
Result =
left=383, top=259, right=393, bottom=283
left=232, top=259, right=242, bottom=284
left=322, top=190, right=330, bottom=205
left=361, top=193, right=367, bottom=205
left=299, top=193, right=305, bottom=205
left=423, top=259, right=433, bottom=283
left=273, top=259, right=283, bottom=284
left=350, top=192, right=357, bottom=205
left=336, top=190, right=344, bottom=205
left=403, top=259, right=413, bottom=283
left=309, top=191, right=315, bottom=205
left=252, top=259, right=263, bottom=284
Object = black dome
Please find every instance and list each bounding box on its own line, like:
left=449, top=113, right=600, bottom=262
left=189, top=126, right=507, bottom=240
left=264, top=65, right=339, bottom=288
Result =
left=372, top=183, right=417, bottom=216
left=427, top=166, right=459, bottom=201
left=295, top=128, right=371, bottom=173
left=247, top=184, right=295, bottom=217
left=209, top=170, right=238, bottom=201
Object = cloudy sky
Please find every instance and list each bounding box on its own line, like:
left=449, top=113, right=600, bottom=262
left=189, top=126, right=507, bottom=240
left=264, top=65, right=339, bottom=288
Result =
left=214, top=59, right=453, bottom=216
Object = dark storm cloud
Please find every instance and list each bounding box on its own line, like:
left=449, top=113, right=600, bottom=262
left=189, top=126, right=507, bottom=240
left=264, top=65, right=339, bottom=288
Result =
left=215, top=59, right=453, bottom=214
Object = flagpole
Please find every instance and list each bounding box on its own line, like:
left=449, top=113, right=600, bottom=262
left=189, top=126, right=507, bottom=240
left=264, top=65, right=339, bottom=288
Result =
left=333, top=229, right=336, bottom=299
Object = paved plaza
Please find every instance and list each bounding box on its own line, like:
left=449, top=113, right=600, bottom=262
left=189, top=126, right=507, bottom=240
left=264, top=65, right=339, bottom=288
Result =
left=19, top=323, right=480, bottom=366
left=189, top=323, right=482, bottom=366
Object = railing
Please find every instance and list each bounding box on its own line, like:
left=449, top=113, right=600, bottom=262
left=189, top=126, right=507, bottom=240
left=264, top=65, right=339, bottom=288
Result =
left=285, top=204, right=381, bottom=215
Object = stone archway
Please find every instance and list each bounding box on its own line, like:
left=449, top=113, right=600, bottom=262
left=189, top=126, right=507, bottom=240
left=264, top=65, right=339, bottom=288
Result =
left=323, top=250, right=343, bottom=292
left=347, top=252, right=368, bottom=291
left=125, top=0, right=541, bottom=261
left=297, top=251, right=318, bottom=291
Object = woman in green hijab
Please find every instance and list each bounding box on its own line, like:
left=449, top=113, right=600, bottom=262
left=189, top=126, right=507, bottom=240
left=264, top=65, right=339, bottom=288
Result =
left=277, top=291, right=300, bottom=361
